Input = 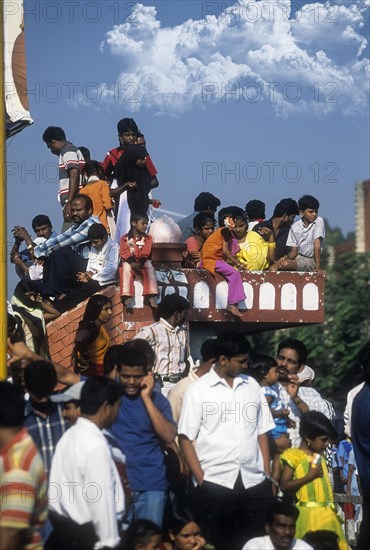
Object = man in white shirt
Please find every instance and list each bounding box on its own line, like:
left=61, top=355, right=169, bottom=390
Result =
left=242, top=501, right=313, bottom=550
left=48, top=377, right=124, bottom=550
left=179, top=332, right=275, bottom=550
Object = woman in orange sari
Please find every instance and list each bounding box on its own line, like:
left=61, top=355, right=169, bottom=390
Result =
left=200, top=208, right=246, bottom=317
left=73, top=295, right=112, bottom=377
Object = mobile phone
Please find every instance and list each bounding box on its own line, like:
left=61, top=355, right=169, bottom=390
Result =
left=312, top=453, right=321, bottom=467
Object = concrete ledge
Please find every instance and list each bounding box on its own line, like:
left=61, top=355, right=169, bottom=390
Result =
left=47, top=270, right=325, bottom=366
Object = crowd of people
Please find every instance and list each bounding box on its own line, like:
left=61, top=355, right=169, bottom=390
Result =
left=9, top=117, right=325, bottom=328
left=3, top=327, right=370, bottom=550
left=2, top=116, right=369, bottom=550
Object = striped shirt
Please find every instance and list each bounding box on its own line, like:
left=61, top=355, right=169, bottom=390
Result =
left=286, top=216, right=325, bottom=258
left=24, top=402, right=67, bottom=475
left=33, top=216, right=100, bottom=259
left=134, top=318, right=189, bottom=376
left=0, top=428, right=48, bottom=550
left=58, top=142, right=84, bottom=201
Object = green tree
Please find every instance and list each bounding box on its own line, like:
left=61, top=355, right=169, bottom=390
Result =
left=262, top=252, right=370, bottom=409
left=323, top=219, right=346, bottom=246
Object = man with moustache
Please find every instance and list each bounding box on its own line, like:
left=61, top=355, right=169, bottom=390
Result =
left=275, top=338, right=333, bottom=447
left=33, top=194, right=99, bottom=298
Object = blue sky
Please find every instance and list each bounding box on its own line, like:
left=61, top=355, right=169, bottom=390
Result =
left=6, top=0, right=370, bottom=292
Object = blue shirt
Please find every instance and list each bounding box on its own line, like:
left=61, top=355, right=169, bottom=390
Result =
left=263, top=385, right=288, bottom=438
left=109, top=392, right=175, bottom=491
left=178, top=211, right=197, bottom=241
left=34, top=216, right=100, bottom=259
left=337, top=439, right=352, bottom=480
left=352, top=383, right=370, bottom=492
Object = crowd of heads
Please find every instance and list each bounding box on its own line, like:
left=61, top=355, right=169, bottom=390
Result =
left=4, top=297, right=369, bottom=550
left=10, top=112, right=326, bottom=327
left=5, top=117, right=365, bottom=550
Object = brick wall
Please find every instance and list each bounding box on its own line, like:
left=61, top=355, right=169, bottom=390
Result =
left=47, top=285, right=155, bottom=368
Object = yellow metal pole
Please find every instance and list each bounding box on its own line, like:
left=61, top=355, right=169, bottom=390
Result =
left=0, top=3, right=8, bottom=380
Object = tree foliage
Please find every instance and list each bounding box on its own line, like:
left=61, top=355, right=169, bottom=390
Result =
left=250, top=252, right=370, bottom=409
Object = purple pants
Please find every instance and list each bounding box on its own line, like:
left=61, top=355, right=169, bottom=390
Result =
left=200, top=260, right=246, bottom=305
left=215, top=260, right=246, bottom=305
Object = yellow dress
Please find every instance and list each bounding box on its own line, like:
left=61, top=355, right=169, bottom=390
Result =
left=281, top=448, right=348, bottom=550
left=236, top=231, right=270, bottom=270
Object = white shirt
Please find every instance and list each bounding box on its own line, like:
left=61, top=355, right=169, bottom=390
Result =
left=178, top=369, right=274, bottom=489
left=167, top=367, right=200, bottom=423
left=87, top=237, right=119, bottom=285
left=286, top=216, right=325, bottom=257
left=243, top=535, right=313, bottom=549
left=29, top=263, right=44, bottom=281
left=247, top=220, right=260, bottom=232
left=344, top=382, right=364, bottom=437
left=49, top=417, right=124, bottom=549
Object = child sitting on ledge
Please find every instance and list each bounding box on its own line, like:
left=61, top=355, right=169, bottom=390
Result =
left=119, top=213, right=159, bottom=309
left=200, top=207, right=246, bottom=318
left=184, top=211, right=215, bottom=268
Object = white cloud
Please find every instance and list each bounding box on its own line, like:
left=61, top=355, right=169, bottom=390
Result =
left=90, top=0, right=369, bottom=116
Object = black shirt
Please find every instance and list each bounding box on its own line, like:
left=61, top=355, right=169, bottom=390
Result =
left=352, top=383, right=370, bottom=493
left=253, top=217, right=291, bottom=260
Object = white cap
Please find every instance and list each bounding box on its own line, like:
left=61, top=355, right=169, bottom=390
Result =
left=297, top=365, right=315, bottom=383
left=50, top=381, right=85, bottom=403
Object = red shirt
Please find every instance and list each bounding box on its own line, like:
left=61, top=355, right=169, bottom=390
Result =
left=120, top=232, right=153, bottom=263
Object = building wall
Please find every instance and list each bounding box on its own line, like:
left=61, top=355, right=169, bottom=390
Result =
left=355, top=179, right=370, bottom=253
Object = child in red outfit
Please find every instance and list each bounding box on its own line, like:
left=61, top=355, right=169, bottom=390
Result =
left=119, top=213, right=159, bottom=308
